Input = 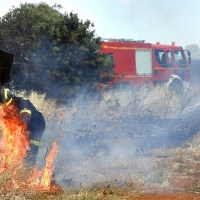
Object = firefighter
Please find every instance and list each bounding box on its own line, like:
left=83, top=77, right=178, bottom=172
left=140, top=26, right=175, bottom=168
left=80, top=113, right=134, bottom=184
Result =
left=0, top=87, right=45, bottom=166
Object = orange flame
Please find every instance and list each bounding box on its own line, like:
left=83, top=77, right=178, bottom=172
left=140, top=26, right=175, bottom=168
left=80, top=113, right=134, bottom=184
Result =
left=27, top=142, right=58, bottom=189
left=41, top=142, right=58, bottom=187
left=0, top=105, right=30, bottom=167
left=0, top=105, right=58, bottom=191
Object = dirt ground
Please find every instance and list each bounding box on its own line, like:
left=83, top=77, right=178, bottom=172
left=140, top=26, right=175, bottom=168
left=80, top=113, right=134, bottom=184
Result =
left=138, top=192, right=200, bottom=200
left=135, top=131, right=200, bottom=199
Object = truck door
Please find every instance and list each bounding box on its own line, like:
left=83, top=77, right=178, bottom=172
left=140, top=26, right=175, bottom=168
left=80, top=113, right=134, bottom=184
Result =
left=153, top=49, right=174, bottom=82
left=135, top=50, right=152, bottom=76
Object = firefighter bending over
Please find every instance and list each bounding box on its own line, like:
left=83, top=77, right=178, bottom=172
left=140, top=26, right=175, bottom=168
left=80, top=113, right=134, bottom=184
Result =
left=0, top=88, right=45, bottom=166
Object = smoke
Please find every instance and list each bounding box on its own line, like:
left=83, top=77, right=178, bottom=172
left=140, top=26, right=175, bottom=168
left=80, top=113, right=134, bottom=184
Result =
left=35, top=84, right=200, bottom=190
left=188, top=59, right=200, bottom=84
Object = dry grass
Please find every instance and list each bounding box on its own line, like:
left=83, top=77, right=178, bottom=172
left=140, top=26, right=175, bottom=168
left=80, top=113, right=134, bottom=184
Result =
left=149, top=131, right=200, bottom=193
left=0, top=161, right=142, bottom=199
left=0, top=84, right=200, bottom=199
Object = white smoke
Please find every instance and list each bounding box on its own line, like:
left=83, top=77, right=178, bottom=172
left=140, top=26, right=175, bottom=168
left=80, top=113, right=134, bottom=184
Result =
left=36, top=85, right=200, bottom=190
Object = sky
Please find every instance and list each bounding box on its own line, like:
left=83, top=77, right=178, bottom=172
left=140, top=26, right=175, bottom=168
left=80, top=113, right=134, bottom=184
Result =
left=0, top=0, right=200, bottom=48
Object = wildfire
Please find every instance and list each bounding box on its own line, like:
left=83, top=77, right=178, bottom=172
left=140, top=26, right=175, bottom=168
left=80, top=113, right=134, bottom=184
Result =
left=28, top=142, right=58, bottom=189
left=0, top=105, right=58, bottom=191
left=41, top=142, right=58, bottom=187
left=0, top=105, right=30, bottom=167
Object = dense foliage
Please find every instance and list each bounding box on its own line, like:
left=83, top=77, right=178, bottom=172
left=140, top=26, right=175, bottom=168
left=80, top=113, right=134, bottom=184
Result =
left=0, top=3, right=112, bottom=102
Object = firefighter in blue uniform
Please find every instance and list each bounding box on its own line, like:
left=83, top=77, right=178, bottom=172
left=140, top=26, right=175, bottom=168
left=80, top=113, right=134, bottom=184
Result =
left=0, top=88, right=45, bottom=166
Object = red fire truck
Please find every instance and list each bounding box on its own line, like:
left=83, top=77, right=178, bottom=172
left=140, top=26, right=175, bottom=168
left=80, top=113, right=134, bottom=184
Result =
left=100, top=39, right=191, bottom=90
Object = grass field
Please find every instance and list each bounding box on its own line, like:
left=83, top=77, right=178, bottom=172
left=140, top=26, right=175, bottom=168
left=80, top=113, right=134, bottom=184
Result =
left=1, top=85, right=200, bottom=199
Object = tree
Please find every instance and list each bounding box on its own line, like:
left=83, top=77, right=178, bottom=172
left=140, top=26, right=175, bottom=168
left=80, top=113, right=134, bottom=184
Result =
left=0, top=3, right=112, bottom=102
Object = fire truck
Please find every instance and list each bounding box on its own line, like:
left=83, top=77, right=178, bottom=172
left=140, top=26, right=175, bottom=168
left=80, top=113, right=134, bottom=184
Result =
left=100, top=39, right=191, bottom=91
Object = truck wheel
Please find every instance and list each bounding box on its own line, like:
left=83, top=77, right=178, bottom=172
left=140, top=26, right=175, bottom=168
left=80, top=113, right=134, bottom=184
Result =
left=168, top=76, right=184, bottom=98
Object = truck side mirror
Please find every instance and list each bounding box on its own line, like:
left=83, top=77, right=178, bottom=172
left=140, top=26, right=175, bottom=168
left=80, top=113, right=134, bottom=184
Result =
left=187, top=51, right=191, bottom=57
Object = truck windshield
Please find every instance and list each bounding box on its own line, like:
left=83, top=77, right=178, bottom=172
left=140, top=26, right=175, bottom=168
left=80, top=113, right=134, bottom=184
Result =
left=174, top=50, right=186, bottom=68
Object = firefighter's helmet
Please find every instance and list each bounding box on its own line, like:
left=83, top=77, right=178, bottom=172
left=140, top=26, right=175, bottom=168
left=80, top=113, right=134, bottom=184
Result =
left=0, top=88, right=14, bottom=105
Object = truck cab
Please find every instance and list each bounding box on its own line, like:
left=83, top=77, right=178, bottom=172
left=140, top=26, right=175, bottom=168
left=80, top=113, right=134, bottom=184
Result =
left=152, top=43, right=190, bottom=84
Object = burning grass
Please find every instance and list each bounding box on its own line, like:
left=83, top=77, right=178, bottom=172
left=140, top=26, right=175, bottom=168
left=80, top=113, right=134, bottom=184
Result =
left=0, top=101, right=61, bottom=198
left=0, top=84, right=200, bottom=199
left=0, top=148, right=63, bottom=199
left=0, top=156, right=141, bottom=199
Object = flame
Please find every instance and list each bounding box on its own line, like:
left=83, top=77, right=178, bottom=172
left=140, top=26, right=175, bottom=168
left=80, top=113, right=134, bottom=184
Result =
left=41, top=142, right=58, bottom=187
left=0, top=105, right=30, bottom=167
left=0, top=105, right=58, bottom=191
left=27, top=142, right=58, bottom=189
